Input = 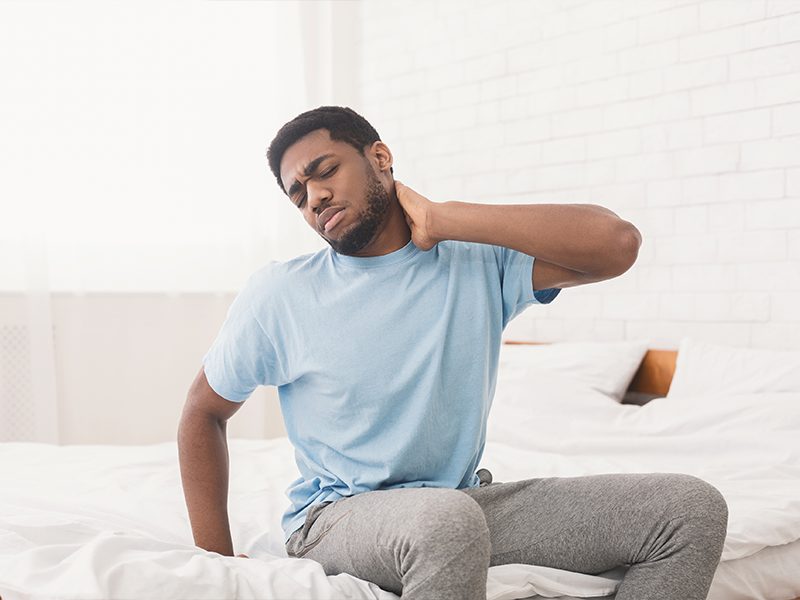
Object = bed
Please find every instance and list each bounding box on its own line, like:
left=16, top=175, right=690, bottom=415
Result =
left=1, top=337, right=799, bottom=600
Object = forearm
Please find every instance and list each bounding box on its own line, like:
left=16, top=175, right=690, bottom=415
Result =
left=432, top=201, right=640, bottom=276
left=177, top=412, right=235, bottom=556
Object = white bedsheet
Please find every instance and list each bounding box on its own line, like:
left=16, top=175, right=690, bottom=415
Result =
left=710, top=538, right=800, bottom=600
left=1, top=391, right=799, bottom=599
left=485, top=391, right=800, bottom=562
left=0, top=440, right=620, bottom=600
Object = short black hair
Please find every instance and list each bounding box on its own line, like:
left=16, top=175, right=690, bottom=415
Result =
left=266, top=105, right=393, bottom=195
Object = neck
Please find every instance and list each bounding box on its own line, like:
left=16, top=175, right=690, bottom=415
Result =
left=348, top=198, right=412, bottom=257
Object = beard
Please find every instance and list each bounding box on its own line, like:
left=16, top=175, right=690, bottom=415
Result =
left=325, top=165, right=391, bottom=256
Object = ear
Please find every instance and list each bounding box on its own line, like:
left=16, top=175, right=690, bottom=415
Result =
left=368, top=140, right=394, bottom=173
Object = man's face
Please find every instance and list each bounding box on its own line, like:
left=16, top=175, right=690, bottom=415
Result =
left=279, top=128, right=393, bottom=256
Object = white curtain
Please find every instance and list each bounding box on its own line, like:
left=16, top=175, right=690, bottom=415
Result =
left=0, top=1, right=360, bottom=442
left=0, top=234, right=59, bottom=443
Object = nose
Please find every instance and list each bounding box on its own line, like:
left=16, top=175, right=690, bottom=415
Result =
left=307, top=181, right=332, bottom=214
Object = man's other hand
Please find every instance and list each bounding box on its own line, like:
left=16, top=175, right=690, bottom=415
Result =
left=394, top=180, right=440, bottom=251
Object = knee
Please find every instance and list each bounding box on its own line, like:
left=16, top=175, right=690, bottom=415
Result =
left=665, top=474, right=729, bottom=549
left=672, top=475, right=728, bottom=522
left=412, top=489, right=489, bottom=537
left=409, top=489, right=490, bottom=557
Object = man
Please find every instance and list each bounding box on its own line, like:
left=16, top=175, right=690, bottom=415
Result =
left=178, top=106, right=728, bottom=600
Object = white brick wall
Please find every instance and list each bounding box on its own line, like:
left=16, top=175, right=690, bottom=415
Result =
left=358, top=0, right=800, bottom=351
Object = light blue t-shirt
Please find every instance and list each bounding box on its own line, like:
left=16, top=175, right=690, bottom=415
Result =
left=202, top=239, right=560, bottom=544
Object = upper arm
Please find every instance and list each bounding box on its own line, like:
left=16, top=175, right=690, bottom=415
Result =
left=183, top=366, right=244, bottom=423
left=532, top=257, right=614, bottom=290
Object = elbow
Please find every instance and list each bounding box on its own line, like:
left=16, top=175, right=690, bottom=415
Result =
left=612, top=222, right=642, bottom=276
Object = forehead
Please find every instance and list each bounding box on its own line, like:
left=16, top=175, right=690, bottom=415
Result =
left=279, top=129, right=357, bottom=190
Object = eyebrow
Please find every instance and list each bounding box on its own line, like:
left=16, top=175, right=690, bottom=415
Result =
left=286, top=153, right=336, bottom=199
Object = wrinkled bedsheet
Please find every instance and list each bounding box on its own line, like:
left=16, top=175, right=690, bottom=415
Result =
left=1, top=391, right=798, bottom=599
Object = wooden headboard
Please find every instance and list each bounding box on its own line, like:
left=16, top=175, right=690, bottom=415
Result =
left=503, top=341, right=679, bottom=399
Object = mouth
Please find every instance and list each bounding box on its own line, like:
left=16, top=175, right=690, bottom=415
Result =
left=319, top=207, right=346, bottom=233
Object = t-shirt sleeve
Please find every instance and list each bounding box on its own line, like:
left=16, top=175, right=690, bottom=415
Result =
left=492, top=245, right=561, bottom=329
left=201, top=275, right=288, bottom=402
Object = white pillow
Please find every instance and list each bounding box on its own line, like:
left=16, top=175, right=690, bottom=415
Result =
left=667, top=337, right=800, bottom=398
left=497, top=340, right=649, bottom=402
left=486, top=341, right=649, bottom=448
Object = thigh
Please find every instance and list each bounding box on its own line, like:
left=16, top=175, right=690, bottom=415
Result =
left=285, top=487, right=486, bottom=596
left=460, top=472, right=698, bottom=574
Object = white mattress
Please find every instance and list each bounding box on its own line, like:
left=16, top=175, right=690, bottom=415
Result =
left=1, top=390, right=798, bottom=599
left=709, top=538, right=800, bottom=600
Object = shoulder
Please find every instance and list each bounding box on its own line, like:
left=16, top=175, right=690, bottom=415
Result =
left=248, top=247, right=328, bottom=287
left=436, top=240, right=503, bottom=266
left=436, top=239, right=494, bottom=257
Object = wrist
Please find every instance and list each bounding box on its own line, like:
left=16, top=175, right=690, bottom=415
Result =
left=430, top=200, right=458, bottom=244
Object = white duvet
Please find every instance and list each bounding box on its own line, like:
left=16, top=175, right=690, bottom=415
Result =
left=1, top=390, right=799, bottom=600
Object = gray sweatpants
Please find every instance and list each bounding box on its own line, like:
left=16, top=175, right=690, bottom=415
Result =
left=285, top=472, right=728, bottom=600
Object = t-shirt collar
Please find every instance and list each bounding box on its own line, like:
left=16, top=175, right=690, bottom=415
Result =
left=331, top=238, right=420, bottom=268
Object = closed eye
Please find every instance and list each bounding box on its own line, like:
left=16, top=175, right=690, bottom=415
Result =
left=296, top=166, right=338, bottom=208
